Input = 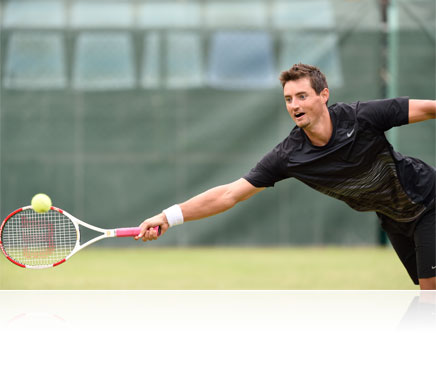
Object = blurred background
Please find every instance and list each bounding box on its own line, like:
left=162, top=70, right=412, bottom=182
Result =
left=0, top=0, right=435, bottom=247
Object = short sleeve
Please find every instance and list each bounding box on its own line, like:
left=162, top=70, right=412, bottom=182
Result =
left=243, top=146, right=288, bottom=188
left=356, top=97, right=409, bottom=132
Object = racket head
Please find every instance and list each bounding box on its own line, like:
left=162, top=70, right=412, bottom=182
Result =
left=0, top=206, right=79, bottom=269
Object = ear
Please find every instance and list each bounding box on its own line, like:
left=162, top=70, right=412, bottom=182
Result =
left=320, top=88, right=329, bottom=104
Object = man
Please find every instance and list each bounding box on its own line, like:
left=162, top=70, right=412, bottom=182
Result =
left=136, top=63, right=436, bottom=290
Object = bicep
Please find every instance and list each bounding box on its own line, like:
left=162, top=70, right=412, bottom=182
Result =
left=227, top=178, right=265, bottom=203
left=409, top=99, right=436, bottom=123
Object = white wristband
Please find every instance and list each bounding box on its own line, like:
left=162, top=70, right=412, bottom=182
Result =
left=163, top=204, right=184, bottom=227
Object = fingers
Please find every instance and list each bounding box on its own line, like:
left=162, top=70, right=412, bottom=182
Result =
left=136, top=226, right=160, bottom=241
left=134, top=222, right=156, bottom=240
left=134, top=221, right=148, bottom=240
left=134, top=213, right=168, bottom=242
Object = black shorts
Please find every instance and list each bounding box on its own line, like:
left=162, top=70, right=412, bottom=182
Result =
left=377, top=202, right=436, bottom=285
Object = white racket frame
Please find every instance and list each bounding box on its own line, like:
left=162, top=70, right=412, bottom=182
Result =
left=0, top=206, right=155, bottom=269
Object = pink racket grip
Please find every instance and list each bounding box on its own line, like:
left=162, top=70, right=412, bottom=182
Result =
left=115, top=226, right=161, bottom=237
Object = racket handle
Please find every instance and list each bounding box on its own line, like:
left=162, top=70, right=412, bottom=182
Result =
left=115, top=226, right=161, bottom=237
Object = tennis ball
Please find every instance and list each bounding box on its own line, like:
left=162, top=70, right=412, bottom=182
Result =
left=31, top=193, right=52, bottom=213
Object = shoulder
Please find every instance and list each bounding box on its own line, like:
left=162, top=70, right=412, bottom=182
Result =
left=329, top=97, right=408, bottom=116
left=355, top=97, right=408, bottom=115
left=356, top=97, right=409, bottom=130
left=257, top=127, right=305, bottom=168
left=328, top=101, right=358, bottom=119
left=279, top=126, right=305, bottom=155
left=330, top=97, right=409, bottom=131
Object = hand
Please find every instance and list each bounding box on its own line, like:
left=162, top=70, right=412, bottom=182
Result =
left=135, top=213, right=169, bottom=242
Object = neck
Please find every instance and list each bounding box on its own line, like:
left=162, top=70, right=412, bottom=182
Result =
left=303, top=109, right=332, bottom=146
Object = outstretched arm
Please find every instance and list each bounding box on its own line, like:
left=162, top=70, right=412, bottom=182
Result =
left=409, top=99, right=436, bottom=123
left=136, top=178, right=264, bottom=241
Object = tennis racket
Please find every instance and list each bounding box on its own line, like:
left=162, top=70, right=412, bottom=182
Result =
left=0, top=206, right=160, bottom=269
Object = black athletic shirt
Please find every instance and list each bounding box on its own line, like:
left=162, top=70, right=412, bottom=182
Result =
left=243, top=97, right=435, bottom=222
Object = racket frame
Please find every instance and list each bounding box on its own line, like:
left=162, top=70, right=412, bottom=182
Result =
left=0, top=206, right=151, bottom=269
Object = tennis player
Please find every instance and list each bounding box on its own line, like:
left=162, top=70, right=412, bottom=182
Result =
left=137, top=63, right=436, bottom=290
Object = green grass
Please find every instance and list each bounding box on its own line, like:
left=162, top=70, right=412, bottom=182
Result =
left=0, top=246, right=417, bottom=290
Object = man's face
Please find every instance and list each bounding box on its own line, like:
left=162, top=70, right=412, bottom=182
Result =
left=283, top=77, right=329, bottom=130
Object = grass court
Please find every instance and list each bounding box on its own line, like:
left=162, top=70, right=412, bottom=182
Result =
left=0, top=246, right=416, bottom=290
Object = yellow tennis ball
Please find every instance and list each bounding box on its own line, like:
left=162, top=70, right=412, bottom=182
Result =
left=31, top=193, right=52, bottom=213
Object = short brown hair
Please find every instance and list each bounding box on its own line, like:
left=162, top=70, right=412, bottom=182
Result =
left=279, top=63, right=328, bottom=94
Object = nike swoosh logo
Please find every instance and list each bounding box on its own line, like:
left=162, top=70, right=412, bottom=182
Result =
left=347, top=129, right=355, bottom=138
left=432, top=266, right=436, bottom=269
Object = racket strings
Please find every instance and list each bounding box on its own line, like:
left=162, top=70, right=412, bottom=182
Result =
left=1, top=209, right=77, bottom=267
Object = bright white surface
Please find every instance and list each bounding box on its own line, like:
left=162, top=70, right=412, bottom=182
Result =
left=0, top=291, right=434, bottom=369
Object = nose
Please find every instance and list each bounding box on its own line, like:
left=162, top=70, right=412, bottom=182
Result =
left=290, top=99, right=299, bottom=111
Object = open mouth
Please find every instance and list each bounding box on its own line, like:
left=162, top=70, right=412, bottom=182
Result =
left=295, top=112, right=305, bottom=118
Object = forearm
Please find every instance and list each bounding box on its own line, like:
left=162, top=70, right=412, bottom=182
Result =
left=179, top=184, right=239, bottom=222
left=137, top=178, right=263, bottom=240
